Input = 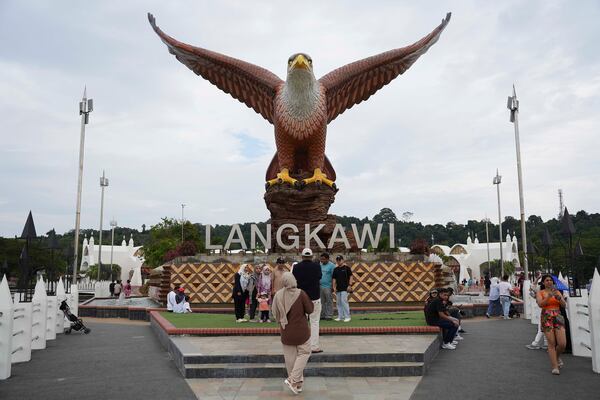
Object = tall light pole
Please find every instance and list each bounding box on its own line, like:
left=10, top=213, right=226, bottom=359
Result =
left=97, top=171, right=109, bottom=281
left=72, top=88, right=93, bottom=281
left=507, top=85, right=529, bottom=279
left=181, top=203, right=186, bottom=243
left=484, top=217, right=491, bottom=276
left=110, top=219, right=117, bottom=281
left=493, top=170, right=504, bottom=277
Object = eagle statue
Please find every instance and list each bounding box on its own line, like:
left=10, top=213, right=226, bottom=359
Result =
left=148, top=13, right=451, bottom=190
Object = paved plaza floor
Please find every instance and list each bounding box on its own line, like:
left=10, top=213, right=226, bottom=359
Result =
left=1, top=317, right=599, bottom=400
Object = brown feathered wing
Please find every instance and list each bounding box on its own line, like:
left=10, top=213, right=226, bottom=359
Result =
left=319, top=13, right=451, bottom=123
left=148, top=13, right=283, bottom=123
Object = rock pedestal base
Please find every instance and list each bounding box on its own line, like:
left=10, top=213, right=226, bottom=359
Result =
left=264, top=183, right=345, bottom=253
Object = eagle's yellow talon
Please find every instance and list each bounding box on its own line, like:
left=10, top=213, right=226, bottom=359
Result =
left=303, top=169, right=335, bottom=188
left=267, top=168, right=298, bottom=187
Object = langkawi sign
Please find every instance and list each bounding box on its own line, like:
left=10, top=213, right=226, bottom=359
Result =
left=205, top=223, right=399, bottom=251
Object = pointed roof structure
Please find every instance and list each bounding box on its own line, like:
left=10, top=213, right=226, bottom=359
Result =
left=541, top=227, right=553, bottom=247
left=20, top=211, right=37, bottom=239
left=561, top=207, right=576, bottom=236
left=47, top=229, right=61, bottom=250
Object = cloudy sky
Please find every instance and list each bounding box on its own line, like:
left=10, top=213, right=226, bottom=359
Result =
left=1, top=0, right=599, bottom=237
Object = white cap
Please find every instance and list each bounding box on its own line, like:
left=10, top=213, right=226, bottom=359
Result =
left=301, top=248, right=313, bottom=256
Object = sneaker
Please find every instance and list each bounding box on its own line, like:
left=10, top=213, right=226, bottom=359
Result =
left=441, top=343, right=456, bottom=350
left=236, top=318, right=244, bottom=323
left=525, top=344, right=541, bottom=350
left=334, top=318, right=341, bottom=322
left=558, top=358, right=564, bottom=368
left=259, top=320, right=264, bottom=323
left=551, top=368, right=560, bottom=375
left=454, top=334, right=464, bottom=341
left=343, top=318, right=351, bottom=322
left=485, top=313, right=490, bottom=318
left=284, top=379, right=299, bottom=395
left=267, top=319, right=271, bottom=323
left=451, top=340, right=459, bottom=345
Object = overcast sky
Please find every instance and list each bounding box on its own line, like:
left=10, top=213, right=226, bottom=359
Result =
left=1, top=0, right=599, bottom=237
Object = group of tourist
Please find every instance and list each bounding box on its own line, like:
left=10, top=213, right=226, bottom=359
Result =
left=231, top=249, right=352, bottom=394
left=166, top=285, right=192, bottom=313
left=108, top=279, right=132, bottom=298
left=424, top=287, right=465, bottom=350
left=485, top=275, right=517, bottom=319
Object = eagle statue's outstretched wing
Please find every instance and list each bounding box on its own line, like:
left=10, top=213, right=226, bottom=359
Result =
left=319, top=13, right=451, bottom=124
left=148, top=13, right=284, bottom=123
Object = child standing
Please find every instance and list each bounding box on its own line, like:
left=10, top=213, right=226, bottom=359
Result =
left=258, top=292, right=271, bottom=323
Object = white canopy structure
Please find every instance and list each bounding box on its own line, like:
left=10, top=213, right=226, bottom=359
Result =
left=431, top=232, right=521, bottom=282
left=80, top=234, right=144, bottom=283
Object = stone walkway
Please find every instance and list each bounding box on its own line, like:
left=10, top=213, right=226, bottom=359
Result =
left=410, top=318, right=600, bottom=400
left=0, top=320, right=196, bottom=400
left=186, top=376, right=421, bottom=400
left=3, top=317, right=599, bottom=400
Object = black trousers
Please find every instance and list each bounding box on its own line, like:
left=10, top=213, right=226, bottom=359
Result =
left=248, top=288, right=258, bottom=319
left=233, top=290, right=249, bottom=319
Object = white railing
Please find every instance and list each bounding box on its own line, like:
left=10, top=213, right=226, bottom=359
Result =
left=0, top=275, right=79, bottom=380
left=563, top=268, right=600, bottom=374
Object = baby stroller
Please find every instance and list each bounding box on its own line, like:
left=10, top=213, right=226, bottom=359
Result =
left=59, top=299, right=91, bottom=334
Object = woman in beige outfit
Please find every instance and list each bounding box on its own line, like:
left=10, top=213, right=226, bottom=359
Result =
left=272, top=272, right=314, bottom=395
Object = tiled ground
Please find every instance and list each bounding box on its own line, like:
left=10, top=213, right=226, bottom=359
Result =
left=186, top=376, right=421, bottom=400
left=173, top=334, right=436, bottom=356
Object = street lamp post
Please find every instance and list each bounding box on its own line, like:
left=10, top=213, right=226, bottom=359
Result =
left=97, top=171, right=109, bottom=281
left=72, top=88, right=93, bottom=281
left=493, top=170, right=504, bottom=277
left=507, top=85, right=529, bottom=279
left=484, top=217, right=491, bottom=275
left=110, top=219, right=117, bottom=281
left=181, top=203, right=186, bottom=243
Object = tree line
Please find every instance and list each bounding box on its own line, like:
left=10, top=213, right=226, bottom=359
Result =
left=1, top=208, right=598, bottom=282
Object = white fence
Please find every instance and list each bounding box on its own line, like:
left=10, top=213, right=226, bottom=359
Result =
left=0, top=275, right=79, bottom=380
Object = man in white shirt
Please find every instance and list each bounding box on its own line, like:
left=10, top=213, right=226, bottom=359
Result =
left=498, top=275, right=513, bottom=319
left=167, top=285, right=179, bottom=312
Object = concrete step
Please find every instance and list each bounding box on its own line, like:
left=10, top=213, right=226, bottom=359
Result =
left=184, top=351, right=426, bottom=364
left=183, top=361, right=425, bottom=379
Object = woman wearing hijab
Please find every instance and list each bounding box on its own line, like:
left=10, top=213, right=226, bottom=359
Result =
left=272, top=272, right=314, bottom=395
left=173, top=287, right=187, bottom=314
left=257, top=265, right=272, bottom=301
left=233, top=264, right=253, bottom=322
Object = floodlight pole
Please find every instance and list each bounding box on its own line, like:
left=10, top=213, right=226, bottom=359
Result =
left=181, top=204, right=185, bottom=243
left=110, top=219, right=117, bottom=281
left=507, top=85, right=529, bottom=279
left=485, top=217, right=491, bottom=275
left=97, top=171, right=109, bottom=281
left=493, top=170, right=504, bottom=277
left=72, top=88, right=93, bottom=282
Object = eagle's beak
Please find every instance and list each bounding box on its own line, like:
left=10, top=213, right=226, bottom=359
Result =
left=291, top=54, right=310, bottom=70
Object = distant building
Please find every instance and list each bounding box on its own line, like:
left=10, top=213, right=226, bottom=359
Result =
left=80, top=234, right=144, bottom=282
left=431, top=232, right=521, bottom=282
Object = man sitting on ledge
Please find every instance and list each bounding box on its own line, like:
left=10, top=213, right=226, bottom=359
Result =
left=425, top=288, right=460, bottom=350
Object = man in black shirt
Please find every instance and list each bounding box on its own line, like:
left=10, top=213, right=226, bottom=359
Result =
left=332, top=255, right=353, bottom=322
left=293, top=248, right=323, bottom=353
left=426, top=288, right=459, bottom=350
